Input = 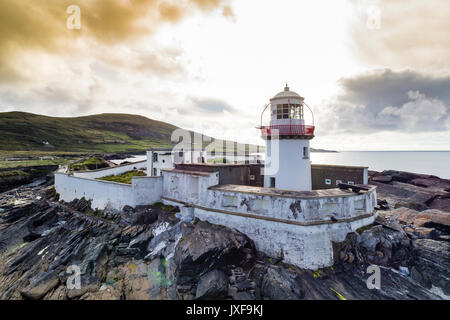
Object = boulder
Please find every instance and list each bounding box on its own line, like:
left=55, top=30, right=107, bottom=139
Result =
left=131, top=208, right=158, bottom=226
left=129, top=229, right=153, bottom=252
left=396, top=208, right=449, bottom=232
left=261, top=266, right=303, bottom=300
left=195, top=270, right=229, bottom=300
left=174, top=221, right=256, bottom=290
left=358, top=225, right=411, bottom=267
left=20, top=271, right=60, bottom=300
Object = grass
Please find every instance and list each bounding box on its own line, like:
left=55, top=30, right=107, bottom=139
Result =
left=97, top=170, right=146, bottom=184
left=0, top=158, right=69, bottom=169
left=0, top=170, right=30, bottom=178
left=0, top=112, right=262, bottom=156
left=70, top=157, right=108, bottom=171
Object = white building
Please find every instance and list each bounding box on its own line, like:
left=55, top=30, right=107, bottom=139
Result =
left=147, top=147, right=207, bottom=177
left=260, top=84, right=314, bottom=191
left=54, top=84, right=377, bottom=270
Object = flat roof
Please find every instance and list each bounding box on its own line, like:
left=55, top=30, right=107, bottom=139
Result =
left=176, top=163, right=262, bottom=168
left=209, top=184, right=376, bottom=199
left=162, top=169, right=214, bottom=177
left=148, top=147, right=206, bottom=152
left=311, top=164, right=368, bottom=169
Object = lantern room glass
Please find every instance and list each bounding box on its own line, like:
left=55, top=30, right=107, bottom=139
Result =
left=276, top=104, right=304, bottom=120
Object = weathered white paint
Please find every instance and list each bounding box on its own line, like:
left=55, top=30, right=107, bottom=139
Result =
left=73, top=161, right=146, bottom=179
left=264, top=139, right=312, bottom=191
left=55, top=148, right=377, bottom=270
left=146, top=149, right=208, bottom=177
left=192, top=206, right=376, bottom=269
left=162, top=170, right=219, bottom=205
left=132, top=176, right=163, bottom=206
left=147, top=150, right=176, bottom=177
left=162, top=170, right=377, bottom=269
left=264, top=86, right=313, bottom=191
left=55, top=173, right=162, bottom=211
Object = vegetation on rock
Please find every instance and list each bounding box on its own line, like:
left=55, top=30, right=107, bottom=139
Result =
left=97, top=170, right=146, bottom=184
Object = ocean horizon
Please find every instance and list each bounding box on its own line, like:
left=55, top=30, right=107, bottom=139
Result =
left=311, top=150, right=450, bottom=179
left=118, top=150, right=450, bottom=180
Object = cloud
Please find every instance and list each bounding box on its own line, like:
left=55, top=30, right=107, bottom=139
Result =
left=348, top=0, right=450, bottom=69
left=0, top=0, right=232, bottom=82
left=317, top=69, right=450, bottom=134
left=190, top=97, right=234, bottom=113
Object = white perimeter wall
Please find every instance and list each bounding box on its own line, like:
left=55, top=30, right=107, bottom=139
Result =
left=55, top=173, right=162, bottom=211
left=73, top=161, right=147, bottom=179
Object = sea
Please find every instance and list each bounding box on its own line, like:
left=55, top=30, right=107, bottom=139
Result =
left=112, top=151, right=450, bottom=180
left=311, top=151, right=450, bottom=179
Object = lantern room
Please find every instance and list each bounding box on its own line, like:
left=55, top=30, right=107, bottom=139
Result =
left=259, top=84, right=315, bottom=138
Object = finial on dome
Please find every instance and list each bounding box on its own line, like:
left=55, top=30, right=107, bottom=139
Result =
left=284, top=82, right=289, bottom=91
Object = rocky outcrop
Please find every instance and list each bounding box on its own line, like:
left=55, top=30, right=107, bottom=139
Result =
left=173, top=221, right=256, bottom=299
left=0, top=176, right=448, bottom=300
left=370, top=170, right=450, bottom=212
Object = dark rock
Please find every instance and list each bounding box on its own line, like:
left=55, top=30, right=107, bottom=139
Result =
left=231, top=291, right=255, bottom=300
left=195, top=269, right=229, bottom=300
left=174, top=221, right=256, bottom=291
left=129, top=229, right=153, bottom=252
left=394, top=201, right=428, bottom=211
left=23, top=231, right=41, bottom=242
left=132, top=209, right=158, bottom=226
left=145, top=222, right=182, bottom=261
left=20, top=270, right=60, bottom=300
left=115, top=247, right=139, bottom=257
left=411, top=239, right=450, bottom=296
left=122, top=205, right=135, bottom=215
left=371, top=175, right=392, bottom=183
left=260, top=266, right=303, bottom=300
left=377, top=199, right=390, bottom=210
left=68, top=198, right=92, bottom=213
left=381, top=170, right=424, bottom=183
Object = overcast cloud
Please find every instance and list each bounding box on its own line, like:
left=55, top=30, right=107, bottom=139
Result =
left=317, top=69, right=450, bottom=134
left=0, top=0, right=449, bottom=150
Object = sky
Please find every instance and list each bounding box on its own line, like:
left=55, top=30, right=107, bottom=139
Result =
left=0, top=0, right=449, bottom=151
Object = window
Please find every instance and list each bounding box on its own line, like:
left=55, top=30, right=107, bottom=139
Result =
left=270, top=177, right=276, bottom=188
left=336, top=180, right=342, bottom=186
left=303, top=147, right=309, bottom=159
left=153, top=168, right=157, bottom=176
left=179, top=151, right=184, bottom=157
left=348, top=181, right=355, bottom=185
left=153, top=153, right=158, bottom=162
left=276, top=104, right=290, bottom=119
left=325, top=179, right=332, bottom=185
left=276, top=104, right=304, bottom=119
left=162, top=159, right=165, bottom=163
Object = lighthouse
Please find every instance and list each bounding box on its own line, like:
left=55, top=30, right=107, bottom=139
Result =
left=259, top=84, right=315, bottom=191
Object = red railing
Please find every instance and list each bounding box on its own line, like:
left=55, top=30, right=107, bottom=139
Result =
left=259, top=124, right=315, bottom=137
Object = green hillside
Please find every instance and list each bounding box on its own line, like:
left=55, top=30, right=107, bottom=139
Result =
left=0, top=112, right=262, bottom=157
left=0, top=112, right=178, bottom=155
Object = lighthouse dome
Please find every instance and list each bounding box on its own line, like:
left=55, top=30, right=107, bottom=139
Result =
left=271, top=84, right=303, bottom=101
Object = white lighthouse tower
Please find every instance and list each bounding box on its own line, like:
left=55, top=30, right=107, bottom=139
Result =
left=259, top=84, right=315, bottom=191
